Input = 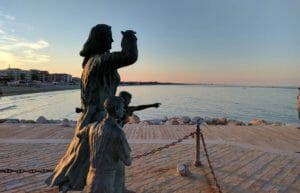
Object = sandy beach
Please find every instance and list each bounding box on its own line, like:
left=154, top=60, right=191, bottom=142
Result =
left=0, top=85, right=80, bottom=97
left=0, top=122, right=299, bottom=192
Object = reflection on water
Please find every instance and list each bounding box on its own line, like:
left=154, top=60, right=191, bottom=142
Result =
left=0, top=85, right=299, bottom=123
left=0, top=105, right=16, bottom=111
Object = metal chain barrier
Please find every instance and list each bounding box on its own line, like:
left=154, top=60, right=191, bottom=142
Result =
left=0, top=124, right=223, bottom=193
left=199, top=127, right=223, bottom=193
left=0, top=131, right=196, bottom=173
left=0, top=168, right=53, bottom=173
left=132, top=131, right=196, bottom=160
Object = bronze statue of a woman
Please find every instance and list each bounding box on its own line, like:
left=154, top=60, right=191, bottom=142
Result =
left=46, top=24, right=138, bottom=191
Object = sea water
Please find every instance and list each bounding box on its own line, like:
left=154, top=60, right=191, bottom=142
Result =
left=0, top=85, right=299, bottom=124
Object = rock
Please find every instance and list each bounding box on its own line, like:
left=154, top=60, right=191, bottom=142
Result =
left=248, top=119, right=267, bottom=126
left=161, top=116, right=168, bottom=122
left=191, top=116, right=203, bottom=124
left=190, top=116, right=206, bottom=125
left=0, top=119, right=7, bottom=123
left=36, top=116, right=48, bottom=124
left=142, top=119, right=161, bottom=125
left=148, top=119, right=162, bottom=125
left=20, top=119, right=35, bottom=123
left=181, top=116, right=191, bottom=124
left=270, top=122, right=283, bottom=126
left=228, top=120, right=245, bottom=126
left=127, top=114, right=140, bottom=124
left=62, top=119, right=70, bottom=127
left=204, top=117, right=228, bottom=125
left=142, top=120, right=152, bottom=125
left=171, top=119, right=179, bottom=125
left=47, top=119, right=54, bottom=124
left=165, top=118, right=180, bottom=125
left=19, top=119, right=26, bottom=123
left=204, top=117, right=214, bottom=125
left=48, top=119, right=62, bottom=124
left=189, top=121, right=196, bottom=125
left=4, top=119, right=20, bottom=123
left=215, top=117, right=228, bottom=125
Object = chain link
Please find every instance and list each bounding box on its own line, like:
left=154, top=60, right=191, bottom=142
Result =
left=0, top=130, right=223, bottom=192
left=0, top=127, right=223, bottom=192
left=200, top=131, right=223, bottom=193
left=0, top=168, right=53, bottom=173
left=0, top=131, right=196, bottom=173
left=132, top=131, right=196, bottom=160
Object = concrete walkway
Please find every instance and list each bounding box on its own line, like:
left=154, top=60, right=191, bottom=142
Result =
left=0, top=123, right=299, bottom=193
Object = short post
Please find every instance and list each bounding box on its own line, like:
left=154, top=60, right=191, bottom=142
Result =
left=194, top=122, right=202, bottom=167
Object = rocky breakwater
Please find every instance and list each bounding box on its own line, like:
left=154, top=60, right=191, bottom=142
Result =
left=127, top=114, right=291, bottom=127
left=0, top=116, right=77, bottom=127
left=1, top=115, right=297, bottom=128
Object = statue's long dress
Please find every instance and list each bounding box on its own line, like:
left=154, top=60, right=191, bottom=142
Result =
left=45, top=37, right=137, bottom=190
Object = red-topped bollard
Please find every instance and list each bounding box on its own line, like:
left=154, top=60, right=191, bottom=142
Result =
left=194, top=122, right=202, bottom=166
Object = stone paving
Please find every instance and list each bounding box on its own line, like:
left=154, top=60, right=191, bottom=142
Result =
left=0, top=123, right=299, bottom=193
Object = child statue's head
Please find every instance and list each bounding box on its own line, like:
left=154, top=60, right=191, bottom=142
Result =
left=119, top=91, right=132, bottom=106
left=104, top=96, right=125, bottom=119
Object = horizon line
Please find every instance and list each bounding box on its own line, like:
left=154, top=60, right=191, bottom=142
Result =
left=121, top=81, right=299, bottom=89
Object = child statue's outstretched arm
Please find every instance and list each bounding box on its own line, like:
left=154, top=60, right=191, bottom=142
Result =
left=128, top=103, right=161, bottom=115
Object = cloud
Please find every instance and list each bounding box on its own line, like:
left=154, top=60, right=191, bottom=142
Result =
left=0, top=11, right=50, bottom=66
left=20, top=40, right=49, bottom=49
left=17, top=50, right=50, bottom=63
left=0, top=37, right=50, bottom=65
left=0, top=34, right=50, bottom=65
left=0, top=11, right=15, bottom=21
left=3, top=14, right=15, bottom=21
left=0, top=34, right=17, bottom=42
left=0, top=39, right=50, bottom=50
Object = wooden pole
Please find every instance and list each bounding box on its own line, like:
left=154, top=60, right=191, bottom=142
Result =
left=194, top=122, right=202, bottom=167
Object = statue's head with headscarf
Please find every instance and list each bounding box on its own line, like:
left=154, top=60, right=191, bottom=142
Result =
left=80, top=24, right=113, bottom=67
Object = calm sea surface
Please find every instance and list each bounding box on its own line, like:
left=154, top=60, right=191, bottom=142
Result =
left=0, top=85, right=299, bottom=124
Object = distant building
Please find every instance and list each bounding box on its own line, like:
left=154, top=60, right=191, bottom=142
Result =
left=0, top=68, right=17, bottom=80
left=40, top=71, right=49, bottom=82
left=0, top=68, right=22, bottom=81
left=30, top=69, right=49, bottom=82
left=71, top=77, right=81, bottom=84
left=0, top=69, right=13, bottom=85
left=20, top=70, right=32, bottom=81
left=48, top=73, right=72, bottom=83
left=0, top=66, right=73, bottom=84
left=0, top=68, right=32, bottom=85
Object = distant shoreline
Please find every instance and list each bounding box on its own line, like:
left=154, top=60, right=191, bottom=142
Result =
left=121, top=82, right=298, bottom=89
left=0, top=82, right=193, bottom=97
left=0, top=85, right=80, bottom=97
left=0, top=82, right=298, bottom=97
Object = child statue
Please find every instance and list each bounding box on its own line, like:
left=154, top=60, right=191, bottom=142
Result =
left=77, top=96, right=131, bottom=193
left=114, top=91, right=160, bottom=193
left=118, top=91, right=161, bottom=127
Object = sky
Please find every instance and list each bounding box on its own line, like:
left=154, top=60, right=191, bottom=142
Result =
left=0, top=0, right=299, bottom=86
